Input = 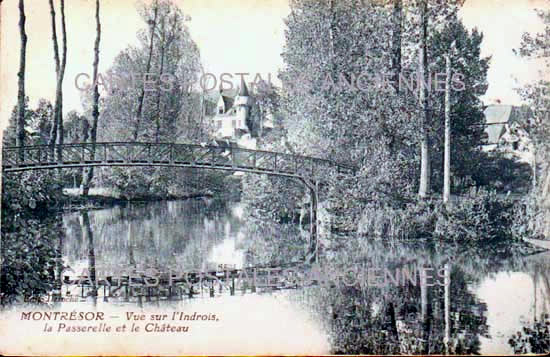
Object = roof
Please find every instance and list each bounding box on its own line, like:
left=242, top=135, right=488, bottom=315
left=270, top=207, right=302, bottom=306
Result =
left=484, top=105, right=513, bottom=125
left=484, top=105, right=515, bottom=144
left=485, top=123, right=506, bottom=145
left=204, top=88, right=238, bottom=103
left=483, top=105, right=532, bottom=145
left=220, top=95, right=234, bottom=111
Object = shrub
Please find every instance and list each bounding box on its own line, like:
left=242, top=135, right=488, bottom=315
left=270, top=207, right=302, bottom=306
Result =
left=1, top=171, right=65, bottom=306
left=1, top=219, right=62, bottom=306
left=358, top=200, right=440, bottom=241
left=434, top=188, right=517, bottom=242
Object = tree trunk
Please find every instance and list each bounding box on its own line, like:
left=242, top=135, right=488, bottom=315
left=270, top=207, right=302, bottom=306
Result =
left=81, top=0, right=101, bottom=196
left=542, top=166, right=550, bottom=237
left=328, top=0, right=335, bottom=58
left=543, top=166, right=550, bottom=199
left=80, top=118, right=90, bottom=191
left=391, top=0, right=402, bottom=92
left=444, top=263, right=451, bottom=354
left=155, top=16, right=167, bottom=143
left=132, top=2, right=158, bottom=141
left=16, top=0, right=27, bottom=161
left=443, top=54, right=451, bottom=204
left=56, top=0, right=68, bottom=161
left=418, top=0, right=431, bottom=199
left=387, top=301, right=399, bottom=340
left=532, top=149, right=537, bottom=190
left=47, top=0, right=67, bottom=163
left=47, top=0, right=60, bottom=151
left=154, top=12, right=179, bottom=141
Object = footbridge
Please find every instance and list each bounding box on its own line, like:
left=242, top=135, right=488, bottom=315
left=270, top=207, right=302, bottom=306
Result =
left=2, top=142, right=357, bottom=262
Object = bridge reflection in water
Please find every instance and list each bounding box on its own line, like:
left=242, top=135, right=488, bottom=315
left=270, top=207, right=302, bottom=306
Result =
left=61, top=207, right=342, bottom=306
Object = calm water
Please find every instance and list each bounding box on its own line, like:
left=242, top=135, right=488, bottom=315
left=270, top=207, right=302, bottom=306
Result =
left=56, top=199, right=549, bottom=354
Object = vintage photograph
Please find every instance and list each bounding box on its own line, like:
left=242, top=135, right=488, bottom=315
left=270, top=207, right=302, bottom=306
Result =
left=1, top=0, right=549, bottom=355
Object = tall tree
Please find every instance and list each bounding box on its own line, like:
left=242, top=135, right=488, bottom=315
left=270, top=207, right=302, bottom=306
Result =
left=132, top=0, right=159, bottom=141
left=47, top=0, right=68, bottom=162
left=29, top=99, right=54, bottom=145
left=427, top=15, right=489, bottom=193
left=279, top=0, right=420, bottom=230
left=99, top=0, right=201, bottom=143
left=515, top=9, right=550, bottom=236
left=89, top=0, right=202, bottom=198
left=443, top=52, right=451, bottom=204
left=417, top=0, right=430, bottom=198
left=153, top=7, right=179, bottom=142
left=16, top=0, right=27, bottom=160
left=81, top=0, right=101, bottom=196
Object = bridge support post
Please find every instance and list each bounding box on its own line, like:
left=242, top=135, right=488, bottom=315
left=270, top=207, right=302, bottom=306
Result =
left=308, top=180, right=319, bottom=264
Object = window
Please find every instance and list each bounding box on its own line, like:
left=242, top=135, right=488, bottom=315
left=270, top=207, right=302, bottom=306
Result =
left=218, top=107, right=223, bottom=114
left=232, top=120, right=236, bottom=128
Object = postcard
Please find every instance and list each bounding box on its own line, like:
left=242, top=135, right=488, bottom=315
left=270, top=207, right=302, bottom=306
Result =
left=1, top=0, right=549, bottom=355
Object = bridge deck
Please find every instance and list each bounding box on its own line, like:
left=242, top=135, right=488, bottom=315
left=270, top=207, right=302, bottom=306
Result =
left=2, top=142, right=356, bottom=180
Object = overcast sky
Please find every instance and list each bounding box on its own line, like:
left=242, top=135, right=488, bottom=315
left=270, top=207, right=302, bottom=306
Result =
left=1, top=0, right=549, bottom=130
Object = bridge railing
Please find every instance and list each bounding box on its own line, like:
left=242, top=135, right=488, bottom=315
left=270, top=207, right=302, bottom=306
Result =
left=2, top=142, right=356, bottom=179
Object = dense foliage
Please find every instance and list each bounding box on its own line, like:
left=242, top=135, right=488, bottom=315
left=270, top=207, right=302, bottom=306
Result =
left=1, top=171, right=64, bottom=306
left=241, top=0, right=527, bottom=247
left=514, top=9, right=550, bottom=239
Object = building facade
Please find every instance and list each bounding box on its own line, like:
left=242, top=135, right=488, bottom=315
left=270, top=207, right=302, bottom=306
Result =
left=483, top=104, right=533, bottom=163
left=211, top=79, right=255, bottom=146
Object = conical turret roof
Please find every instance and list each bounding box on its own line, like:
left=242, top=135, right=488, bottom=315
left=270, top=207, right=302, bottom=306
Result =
left=238, top=77, right=249, bottom=96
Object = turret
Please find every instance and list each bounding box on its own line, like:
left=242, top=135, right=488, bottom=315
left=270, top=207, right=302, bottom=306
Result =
left=234, top=78, right=251, bottom=130
left=234, top=77, right=251, bottom=107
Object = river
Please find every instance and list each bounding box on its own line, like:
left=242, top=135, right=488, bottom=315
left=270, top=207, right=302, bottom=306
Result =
left=19, top=199, right=550, bottom=354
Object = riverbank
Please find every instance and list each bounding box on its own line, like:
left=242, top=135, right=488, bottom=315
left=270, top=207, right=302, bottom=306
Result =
left=56, top=189, right=217, bottom=213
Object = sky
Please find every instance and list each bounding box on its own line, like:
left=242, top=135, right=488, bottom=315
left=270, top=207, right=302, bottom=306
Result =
left=0, top=0, right=549, bottom=131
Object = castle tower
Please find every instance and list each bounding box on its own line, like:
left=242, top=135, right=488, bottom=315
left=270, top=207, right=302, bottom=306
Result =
left=216, top=84, right=226, bottom=114
left=234, top=77, right=251, bottom=130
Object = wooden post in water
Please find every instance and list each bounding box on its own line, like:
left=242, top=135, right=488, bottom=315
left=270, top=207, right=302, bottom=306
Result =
left=124, top=283, right=129, bottom=302
left=308, top=181, right=319, bottom=263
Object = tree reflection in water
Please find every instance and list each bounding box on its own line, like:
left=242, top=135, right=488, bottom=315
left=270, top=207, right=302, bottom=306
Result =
left=55, top=201, right=550, bottom=354
left=291, top=262, right=489, bottom=354
left=263, top=234, right=548, bottom=355
left=509, top=258, right=550, bottom=354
